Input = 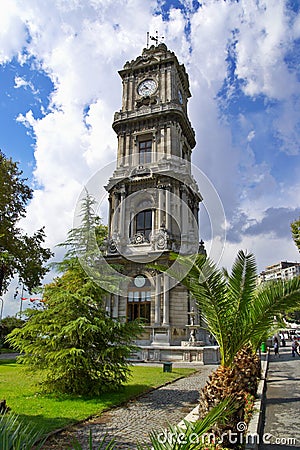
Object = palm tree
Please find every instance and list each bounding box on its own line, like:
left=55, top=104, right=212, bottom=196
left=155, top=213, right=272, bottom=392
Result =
left=160, top=250, right=300, bottom=438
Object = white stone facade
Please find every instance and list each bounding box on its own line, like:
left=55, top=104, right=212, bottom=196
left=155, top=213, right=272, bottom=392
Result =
left=104, top=44, right=210, bottom=354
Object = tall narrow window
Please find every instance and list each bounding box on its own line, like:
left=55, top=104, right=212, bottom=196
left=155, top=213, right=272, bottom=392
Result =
left=139, top=140, right=152, bottom=165
left=127, top=275, right=151, bottom=323
left=136, top=209, right=152, bottom=241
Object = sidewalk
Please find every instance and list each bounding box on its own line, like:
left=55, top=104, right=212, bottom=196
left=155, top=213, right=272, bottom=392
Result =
left=259, top=342, right=300, bottom=449
left=41, top=364, right=216, bottom=449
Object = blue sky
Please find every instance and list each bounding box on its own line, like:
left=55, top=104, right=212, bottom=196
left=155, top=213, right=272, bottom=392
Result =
left=1, top=0, right=300, bottom=315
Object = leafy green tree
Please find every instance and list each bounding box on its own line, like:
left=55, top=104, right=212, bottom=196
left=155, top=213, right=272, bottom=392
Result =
left=0, top=316, right=25, bottom=350
left=291, top=217, right=300, bottom=252
left=0, top=150, right=52, bottom=295
left=7, top=194, right=142, bottom=395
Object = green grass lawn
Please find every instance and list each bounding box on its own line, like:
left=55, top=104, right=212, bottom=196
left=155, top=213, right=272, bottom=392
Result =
left=0, top=359, right=194, bottom=436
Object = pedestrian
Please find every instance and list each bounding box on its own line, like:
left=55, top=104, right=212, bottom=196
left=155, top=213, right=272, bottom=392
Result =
left=291, top=337, right=299, bottom=357
left=274, top=337, right=279, bottom=357
left=279, top=332, right=286, bottom=347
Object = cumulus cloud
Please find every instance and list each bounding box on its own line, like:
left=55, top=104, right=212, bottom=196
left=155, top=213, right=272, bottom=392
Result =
left=226, top=207, right=300, bottom=243
left=244, top=207, right=300, bottom=238
left=0, top=0, right=27, bottom=63
left=1, top=0, right=300, bottom=316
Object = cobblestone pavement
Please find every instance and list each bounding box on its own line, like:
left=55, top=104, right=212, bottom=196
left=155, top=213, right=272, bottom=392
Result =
left=42, top=364, right=215, bottom=450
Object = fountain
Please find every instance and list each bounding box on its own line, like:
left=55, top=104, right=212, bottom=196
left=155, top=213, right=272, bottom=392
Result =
left=181, top=308, right=205, bottom=347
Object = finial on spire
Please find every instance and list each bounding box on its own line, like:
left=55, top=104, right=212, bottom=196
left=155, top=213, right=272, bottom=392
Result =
left=146, top=31, right=164, bottom=48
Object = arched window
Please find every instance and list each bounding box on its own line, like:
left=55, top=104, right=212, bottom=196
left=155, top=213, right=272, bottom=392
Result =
left=136, top=209, right=152, bottom=240
left=127, top=275, right=151, bottom=323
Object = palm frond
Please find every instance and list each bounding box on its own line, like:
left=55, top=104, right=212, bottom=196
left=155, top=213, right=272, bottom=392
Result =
left=153, top=251, right=300, bottom=368
left=250, top=276, right=300, bottom=349
left=224, top=251, right=258, bottom=361
left=137, top=397, right=238, bottom=450
left=167, top=254, right=231, bottom=364
left=228, top=250, right=257, bottom=312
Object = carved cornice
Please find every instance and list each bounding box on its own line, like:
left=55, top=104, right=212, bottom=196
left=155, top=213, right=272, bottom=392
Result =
left=120, top=44, right=191, bottom=97
left=113, top=103, right=195, bottom=149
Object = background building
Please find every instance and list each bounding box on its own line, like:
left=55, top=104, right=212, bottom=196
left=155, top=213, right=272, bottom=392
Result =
left=258, top=261, right=300, bottom=284
left=258, top=261, right=300, bottom=333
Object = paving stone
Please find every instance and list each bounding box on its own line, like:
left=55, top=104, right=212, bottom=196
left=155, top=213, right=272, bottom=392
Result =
left=41, top=364, right=215, bottom=449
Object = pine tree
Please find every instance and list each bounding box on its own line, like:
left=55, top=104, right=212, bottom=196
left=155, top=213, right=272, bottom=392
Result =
left=7, top=193, right=142, bottom=395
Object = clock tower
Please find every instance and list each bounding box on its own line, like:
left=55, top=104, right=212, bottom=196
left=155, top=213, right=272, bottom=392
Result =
left=105, top=43, right=206, bottom=349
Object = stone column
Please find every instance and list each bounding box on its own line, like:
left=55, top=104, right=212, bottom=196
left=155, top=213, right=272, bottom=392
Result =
left=112, top=294, right=119, bottom=318
left=122, top=132, right=126, bottom=164
left=112, top=192, right=119, bottom=236
left=133, top=135, right=139, bottom=166
left=119, top=186, right=126, bottom=239
left=167, top=68, right=172, bottom=102
left=165, top=186, right=171, bottom=231
left=181, top=188, right=189, bottom=237
left=158, top=187, right=163, bottom=229
left=162, top=273, right=170, bottom=325
left=154, top=274, right=161, bottom=325
left=166, top=126, right=171, bottom=158
left=152, top=209, right=155, bottom=236
left=105, top=295, right=111, bottom=316
left=130, top=209, right=134, bottom=240
left=129, top=76, right=134, bottom=111
left=124, top=133, right=130, bottom=166
left=108, top=197, right=112, bottom=239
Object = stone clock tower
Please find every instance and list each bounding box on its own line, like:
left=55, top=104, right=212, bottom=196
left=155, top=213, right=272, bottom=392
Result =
left=104, top=43, right=207, bottom=352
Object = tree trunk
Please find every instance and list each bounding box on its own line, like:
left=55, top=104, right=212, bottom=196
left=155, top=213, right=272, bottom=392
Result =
left=0, top=263, right=6, bottom=296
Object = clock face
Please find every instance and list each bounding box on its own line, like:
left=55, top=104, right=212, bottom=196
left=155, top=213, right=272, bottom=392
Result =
left=137, top=79, right=157, bottom=97
left=178, top=89, right=183, bottom=104
left=134, top=275, right=146, bottom=288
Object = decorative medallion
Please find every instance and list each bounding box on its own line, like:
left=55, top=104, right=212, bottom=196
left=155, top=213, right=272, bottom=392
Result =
left=131, top=232, right=146, bottom=245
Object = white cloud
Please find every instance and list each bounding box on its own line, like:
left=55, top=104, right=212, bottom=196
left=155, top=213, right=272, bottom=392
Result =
left=0, top=0, right=27, bottom=63
left=14, top=76, right=39, bottom=95
left=5, top=2, right=159, bottom=246
left=247, top=130, right=255, bottom=142
left=235, top=0, right=299, bottom=99
left=220, top=234, right=300, bottom=274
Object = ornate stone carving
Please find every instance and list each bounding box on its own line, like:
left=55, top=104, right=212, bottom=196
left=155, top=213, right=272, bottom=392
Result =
left=150, top=229, right=169, bottom=251
left=130, top=232, right=147, bottom=245
left=108, top=239, right=118, bottom=253
left=130, top=166, right=152, bottom=180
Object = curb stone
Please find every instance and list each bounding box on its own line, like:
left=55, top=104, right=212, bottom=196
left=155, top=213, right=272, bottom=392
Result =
left=245, top=351, right=269, bottom=450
